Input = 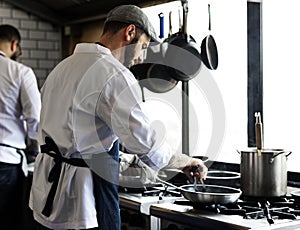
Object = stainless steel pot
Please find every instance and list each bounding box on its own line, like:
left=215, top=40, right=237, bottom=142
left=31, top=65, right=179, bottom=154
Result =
left=238, top=148, right=292, bottom=197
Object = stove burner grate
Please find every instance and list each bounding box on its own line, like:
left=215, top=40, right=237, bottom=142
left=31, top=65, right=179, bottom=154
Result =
left=174, top=197, right=300, bottom=225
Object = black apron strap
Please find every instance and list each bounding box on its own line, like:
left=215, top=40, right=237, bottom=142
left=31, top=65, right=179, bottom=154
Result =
left=0, top=143, right=24, bottom=168
left=40, top=137, right=88, bottom=217
left=41, top=157, right=62, bottom=217
left=0, top=142, right=22, bottom=151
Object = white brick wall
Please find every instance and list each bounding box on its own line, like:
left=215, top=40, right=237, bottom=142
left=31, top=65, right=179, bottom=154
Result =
left=0, top=0, right=62, bottom=88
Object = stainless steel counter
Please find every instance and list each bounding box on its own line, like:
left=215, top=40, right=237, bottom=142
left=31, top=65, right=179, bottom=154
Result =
left=119, top=192, right=182, bottom=215
left=119, top=191, right=183, bottom=230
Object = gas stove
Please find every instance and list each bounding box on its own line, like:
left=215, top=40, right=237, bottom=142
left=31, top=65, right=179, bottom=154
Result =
left=149, top=189, right=300, bottom=230
left=118, top=181, right=300, bottom=230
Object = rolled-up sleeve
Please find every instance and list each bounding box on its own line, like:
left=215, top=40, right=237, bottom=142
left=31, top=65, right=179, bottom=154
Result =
left=96, top=70, right=173, bottom=171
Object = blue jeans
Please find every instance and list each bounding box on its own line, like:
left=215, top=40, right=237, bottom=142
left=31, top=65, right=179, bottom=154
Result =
left=91, top=140, right=120, bottom=230
left=0, top=162, right=24, bottom=230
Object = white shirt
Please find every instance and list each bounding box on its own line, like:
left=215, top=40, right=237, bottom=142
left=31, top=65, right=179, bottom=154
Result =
left=0, top=51, right=41, bottom=164
left=29, top=43, right=173, bottom=229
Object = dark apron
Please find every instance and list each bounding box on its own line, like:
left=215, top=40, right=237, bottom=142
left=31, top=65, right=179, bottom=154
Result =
left=40, top=136, right=120, bottom=230
left=0, top=143, right=26, bottom=229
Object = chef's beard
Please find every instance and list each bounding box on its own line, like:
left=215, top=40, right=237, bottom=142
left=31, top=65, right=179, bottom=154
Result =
left=10, top=51, right=19, bottom=61
left=11, top=48, right=22, bottom=61
left=124, top=36, right=139, bottom=68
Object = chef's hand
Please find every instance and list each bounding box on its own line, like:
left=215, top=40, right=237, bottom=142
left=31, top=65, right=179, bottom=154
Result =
left=25, top=138, right=39, bottom=163
left=182, top=158, right=207, bottom=182
left=25, top=150, right=38, bottom=163
left=165, top=153, right=208, bottom=182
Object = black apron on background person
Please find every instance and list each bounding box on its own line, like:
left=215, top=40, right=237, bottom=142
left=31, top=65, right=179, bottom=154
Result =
left=0, top=143, right=27, bottom=230
left=0, top=161, right=24, bottom=230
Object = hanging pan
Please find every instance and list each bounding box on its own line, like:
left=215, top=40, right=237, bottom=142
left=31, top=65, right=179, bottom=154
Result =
left=201, top=4, right=218, bottom=70
left=163, top=0, right=202, bottom=81
left=130, top=63, right=178, bottom=94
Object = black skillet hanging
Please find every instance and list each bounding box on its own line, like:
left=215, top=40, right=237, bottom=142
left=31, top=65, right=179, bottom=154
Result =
left=130, top=0, right=201, bottom=94
left=201, top=4, right=218, bottom=70
left=163, top=0, right=202, bottom=81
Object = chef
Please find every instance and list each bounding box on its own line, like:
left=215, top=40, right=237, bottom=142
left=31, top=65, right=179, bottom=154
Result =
left=0, top=24, right=41, bottom=229
left=29, top=5, right=207, bottom=230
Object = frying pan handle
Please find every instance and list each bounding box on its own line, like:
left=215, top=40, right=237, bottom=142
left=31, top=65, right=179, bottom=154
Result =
left=181, top=0, right=188, bottom=35
left=156, top=177, right=181, bottom=190
left=158, top=13, right=164, bottom=39
left=178, top=8, right=182, bottom=32
left=168, top=11, right=173, bottom=37
left=208, top=4, right=211, bottom=31
left=285, top=151, right=292, bottom=158
left=141, top=86, right=145, bottom=102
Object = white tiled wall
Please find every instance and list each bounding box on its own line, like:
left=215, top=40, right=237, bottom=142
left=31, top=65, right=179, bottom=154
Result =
left=0, top=0, right=62, bottom=88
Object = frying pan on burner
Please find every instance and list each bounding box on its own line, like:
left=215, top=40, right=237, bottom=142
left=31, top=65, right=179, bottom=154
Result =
left=156, top=177, right=241, bottom=205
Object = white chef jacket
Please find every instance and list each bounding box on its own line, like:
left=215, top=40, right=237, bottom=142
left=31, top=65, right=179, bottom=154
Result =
left=0, top=51, right=41, bottom=164
left=29, top=43, right=173, bottom=229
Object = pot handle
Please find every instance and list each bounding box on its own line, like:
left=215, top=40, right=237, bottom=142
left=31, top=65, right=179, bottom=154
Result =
left=269, top=151, right=292, bottom=164
left=285, top=151, right=292, bottom=157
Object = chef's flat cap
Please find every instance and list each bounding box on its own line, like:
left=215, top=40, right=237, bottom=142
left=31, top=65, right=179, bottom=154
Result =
left=105, top=5, right=159, bottom=43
